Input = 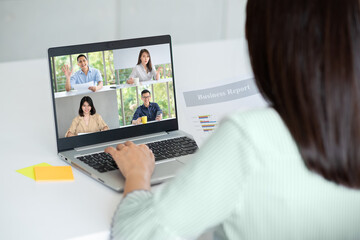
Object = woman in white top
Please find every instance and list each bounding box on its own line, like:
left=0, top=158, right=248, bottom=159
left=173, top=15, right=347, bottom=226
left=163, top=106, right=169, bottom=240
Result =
left=104, top=0, right=360, bottom=239
left=126, top=49, right=160, bottom=83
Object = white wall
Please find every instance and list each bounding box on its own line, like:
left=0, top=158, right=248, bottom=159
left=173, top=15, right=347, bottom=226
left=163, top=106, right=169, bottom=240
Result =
left=0, top=0, right=247, bottom=63
left=0, top=0, right=118, bottom=62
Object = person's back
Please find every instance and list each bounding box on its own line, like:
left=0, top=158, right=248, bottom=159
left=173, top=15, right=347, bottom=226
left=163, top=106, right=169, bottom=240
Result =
left=211, top=108, right=360, bottom=239
left=106, top=0, right=360, bottom=239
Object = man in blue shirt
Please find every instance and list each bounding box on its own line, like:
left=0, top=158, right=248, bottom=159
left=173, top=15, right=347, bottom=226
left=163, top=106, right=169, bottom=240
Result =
left=61, top=54, right=103, bottom=92
left=132, top=89, right=163, bottom=125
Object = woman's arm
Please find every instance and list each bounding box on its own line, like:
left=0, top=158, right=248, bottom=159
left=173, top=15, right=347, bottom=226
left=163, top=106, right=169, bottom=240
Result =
left=127, top=67, right=137, bottom=84
left=96, top=114, right=109, bottom=131
left=106, top=117, right=252, bottom=239
left=65, top=131, right=75, bottom=137
left=152, top=65, right=160, bottom=80
left=65, top=117, right=80, bottom=137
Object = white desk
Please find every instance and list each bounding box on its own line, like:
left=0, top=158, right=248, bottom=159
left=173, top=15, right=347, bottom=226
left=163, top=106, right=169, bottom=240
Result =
left=0, top=38, right=252, bottom=240
left=55, top=85, right=115, bottom=98
left=112, top=78, right=173, bottom=89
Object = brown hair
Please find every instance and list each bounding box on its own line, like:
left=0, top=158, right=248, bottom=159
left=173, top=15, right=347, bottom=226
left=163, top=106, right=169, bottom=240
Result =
left=246, top=0, right=360, bottom=187
left=137, top=49, right=153, bottom=72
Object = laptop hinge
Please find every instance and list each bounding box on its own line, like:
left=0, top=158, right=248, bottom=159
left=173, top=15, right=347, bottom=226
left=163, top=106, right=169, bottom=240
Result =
left=74, top=131, right=168, bottom=151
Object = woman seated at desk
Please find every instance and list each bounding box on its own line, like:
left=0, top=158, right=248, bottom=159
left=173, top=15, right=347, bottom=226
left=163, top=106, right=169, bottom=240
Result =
left=105, top=0, right=360, bottom=239
left=126, top=49, right=160, bottom=84
left=65, top=96, right=109, bottom=137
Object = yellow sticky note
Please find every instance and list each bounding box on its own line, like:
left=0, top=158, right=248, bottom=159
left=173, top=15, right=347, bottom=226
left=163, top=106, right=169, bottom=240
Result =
left=16, top=163, right=52, bottom=180
left=34, top=166, right=74, bottom=182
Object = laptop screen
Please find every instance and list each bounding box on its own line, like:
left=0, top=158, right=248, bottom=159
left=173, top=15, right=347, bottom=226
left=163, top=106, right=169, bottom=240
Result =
left=48, top=35, right=178, bottom=152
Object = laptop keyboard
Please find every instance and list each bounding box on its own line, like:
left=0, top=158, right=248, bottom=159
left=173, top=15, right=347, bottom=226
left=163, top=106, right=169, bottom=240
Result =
left=77, top=152, right=118, bottom=173
left=76, top=136, right=198, bottom=173
left=147, top=136, right=198, bottom=160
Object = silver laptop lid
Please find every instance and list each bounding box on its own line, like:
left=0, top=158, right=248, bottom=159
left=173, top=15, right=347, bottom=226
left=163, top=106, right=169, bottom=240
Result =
left=48, top=35, right=179, bottom=152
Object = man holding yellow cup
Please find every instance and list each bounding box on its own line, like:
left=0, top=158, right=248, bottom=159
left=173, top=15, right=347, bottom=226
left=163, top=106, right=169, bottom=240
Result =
left=132, top=89, right=163, bottom=125
left=141, top=116, right=147, bottom=124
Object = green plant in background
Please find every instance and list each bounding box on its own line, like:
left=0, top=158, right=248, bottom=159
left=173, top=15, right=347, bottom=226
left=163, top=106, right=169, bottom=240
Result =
left=156, top=64, right=164, bottom=79
left=168, top=81, right=175, bottom=118
left=153, top=83, right=169, bottom=118
left=118, top=68, right=133, bottom=83
left=166, top=64, right=172, bottom=78
left=154, top=64, right=172, bottom=80
left=104, top=51, right=115, bottom=85
left=54, top=55, right=70, bottom=92
left=88, top=52, right=104, bottom=82
left=117, top=90, right=124, bottom=126
left=117, top=87, right=138, bottom=126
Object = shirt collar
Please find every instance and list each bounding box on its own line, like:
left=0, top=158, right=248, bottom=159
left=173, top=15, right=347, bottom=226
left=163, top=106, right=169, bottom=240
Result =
left=141, top=102, right=153, bottom=108
left=80, top=66, right=91, bottom=75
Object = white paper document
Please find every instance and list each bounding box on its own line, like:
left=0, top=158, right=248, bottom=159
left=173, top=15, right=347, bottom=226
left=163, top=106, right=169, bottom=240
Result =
left=178, top=75, right=268, bottom=147
left=73, top=82, right=94, bottom=92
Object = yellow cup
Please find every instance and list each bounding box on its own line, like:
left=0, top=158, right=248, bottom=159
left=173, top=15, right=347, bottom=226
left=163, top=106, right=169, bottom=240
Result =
left=141, top=116, right=147, bottom=124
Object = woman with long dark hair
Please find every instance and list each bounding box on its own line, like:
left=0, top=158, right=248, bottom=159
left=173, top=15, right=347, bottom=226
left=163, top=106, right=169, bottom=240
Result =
left=105, top=1, right=360, bottom=239
left=65, top=96, right=109, bottom=137
left=126, top=49, right=160, bottom=84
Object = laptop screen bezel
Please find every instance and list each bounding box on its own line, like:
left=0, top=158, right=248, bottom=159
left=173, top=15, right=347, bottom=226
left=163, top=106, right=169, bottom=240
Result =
left=48, top=35, right=179, bottom=152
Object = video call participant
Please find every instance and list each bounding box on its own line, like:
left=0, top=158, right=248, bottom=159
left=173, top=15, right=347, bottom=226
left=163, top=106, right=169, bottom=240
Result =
left=132, top=89, right=162, bottom=125
left=65, top=96, right=109, bottom=137
left=127, top=49, right=160, bottom=84
left=61, top=54, right=103, bottom=92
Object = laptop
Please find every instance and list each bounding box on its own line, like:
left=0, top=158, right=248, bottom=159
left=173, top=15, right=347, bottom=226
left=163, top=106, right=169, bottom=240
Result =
left=48, top=35, right=198, bottom=192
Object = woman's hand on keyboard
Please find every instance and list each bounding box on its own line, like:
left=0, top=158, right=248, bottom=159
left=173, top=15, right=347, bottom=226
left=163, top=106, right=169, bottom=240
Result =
left=105, top=141, right=155, bottom=196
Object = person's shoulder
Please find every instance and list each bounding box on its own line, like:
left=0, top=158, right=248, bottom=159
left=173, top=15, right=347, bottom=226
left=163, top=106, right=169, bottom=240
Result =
left=72, top=115, right=82, bottom=123
left=151, top=102, right=160, bottom=107
left=72, top=69, right=82, bottom=76
left=226, top=107, right=280, bottom=125
left=224, top=107, right=297, bottom=154
left=220, top=107, right=281, bottom=137
left=224, top=107, right=286, bottom=135
left=92, top=113, right=101, bottom=119
left=89, top=66, right=100, bottom=73
left=92, top=113, right=105, bottom=122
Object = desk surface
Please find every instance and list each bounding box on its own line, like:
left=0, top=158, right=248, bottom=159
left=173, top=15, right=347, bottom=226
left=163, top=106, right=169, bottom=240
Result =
left=0, top=38, right=252, bottom=240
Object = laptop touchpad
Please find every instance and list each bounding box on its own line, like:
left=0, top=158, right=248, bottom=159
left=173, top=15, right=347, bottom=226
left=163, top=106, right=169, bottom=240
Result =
left=152, top=160, right=183, bottom=180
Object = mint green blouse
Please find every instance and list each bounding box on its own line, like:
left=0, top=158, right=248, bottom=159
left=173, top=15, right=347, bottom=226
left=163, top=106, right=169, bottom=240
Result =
left=111, top=108, right=360, bottom=239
